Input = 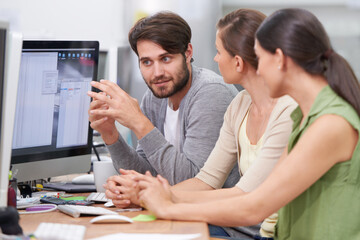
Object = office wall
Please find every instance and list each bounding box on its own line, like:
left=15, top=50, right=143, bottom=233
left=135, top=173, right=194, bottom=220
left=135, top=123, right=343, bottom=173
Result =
left=0, top=0, right=127, bottom=50
left=222, top=0, right=360, bottom=79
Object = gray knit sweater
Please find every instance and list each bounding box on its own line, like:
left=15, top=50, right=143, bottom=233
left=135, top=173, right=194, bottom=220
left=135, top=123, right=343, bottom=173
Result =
left=107, top=65, right=240, bottom=186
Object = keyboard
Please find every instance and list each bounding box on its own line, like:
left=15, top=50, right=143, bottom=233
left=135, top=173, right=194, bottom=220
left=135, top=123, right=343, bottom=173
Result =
left=86, top=192, right=109, bottom=202
left=58, top=205, right=118, bottom=218
left=34, top=222, right=86, bottom=240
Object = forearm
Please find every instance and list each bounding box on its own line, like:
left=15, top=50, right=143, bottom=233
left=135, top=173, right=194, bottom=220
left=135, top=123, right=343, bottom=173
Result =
left=163, top=194, right=262, bottom=227
left=172, top=186, right=243, bottom=204
left=171, top=178, right=213, bottom=203
left=130, top=115, right=155, bottom=140
left=101, top=129, right=119, bottom=145
left=107, top=135, right=156, bottom=175
left=171, top=178, right=212, bottom=191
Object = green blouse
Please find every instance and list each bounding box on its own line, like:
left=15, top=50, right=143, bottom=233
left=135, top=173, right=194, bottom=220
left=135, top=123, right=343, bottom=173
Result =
left=275, top=86, right=360, bottom=240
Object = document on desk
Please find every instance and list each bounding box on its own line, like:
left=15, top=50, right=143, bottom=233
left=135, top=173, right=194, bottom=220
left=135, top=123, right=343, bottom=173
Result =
left=90, top=233, right=201, bottom=240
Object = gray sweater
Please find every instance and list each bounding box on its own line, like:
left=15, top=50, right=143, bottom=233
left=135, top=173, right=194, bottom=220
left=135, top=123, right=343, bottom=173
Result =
left=107, top=65, right=240, bottom=186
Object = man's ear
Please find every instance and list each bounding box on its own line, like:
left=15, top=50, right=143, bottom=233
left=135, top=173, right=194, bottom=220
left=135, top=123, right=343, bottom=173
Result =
left=235, top=55, right=244, bottom=73
left=275, top=48, right=286, bottom=70
left=185, top=43, right=193, bottom=63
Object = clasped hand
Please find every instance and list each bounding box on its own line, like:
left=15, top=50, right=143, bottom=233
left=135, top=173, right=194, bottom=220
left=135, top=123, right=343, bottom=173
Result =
left=136, top=171, right=174, bottom=218
left=103, top=169, right=142, bottom=208
left=103, top=169, right=174, bottom=217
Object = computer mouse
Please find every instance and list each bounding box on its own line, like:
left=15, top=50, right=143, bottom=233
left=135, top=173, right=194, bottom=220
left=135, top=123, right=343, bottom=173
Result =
left=104, top=201, right=115, bottom=208
left=71, top=174, right=95, bottom=185
left=90, top=214, right=133, bottom=224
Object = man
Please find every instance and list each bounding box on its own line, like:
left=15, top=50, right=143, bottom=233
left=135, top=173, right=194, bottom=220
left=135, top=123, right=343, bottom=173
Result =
left=88, top=11, right=239, bottom=204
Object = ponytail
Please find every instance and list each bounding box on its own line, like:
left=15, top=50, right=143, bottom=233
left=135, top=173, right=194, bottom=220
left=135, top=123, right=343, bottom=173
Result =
left=325, top=52, right=360, bottom=116
left=256, top=8, right=360, bottom=116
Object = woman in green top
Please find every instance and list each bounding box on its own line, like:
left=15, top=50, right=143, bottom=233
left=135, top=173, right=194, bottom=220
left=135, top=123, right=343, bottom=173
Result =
left=135, top=8, right=360, bottom=239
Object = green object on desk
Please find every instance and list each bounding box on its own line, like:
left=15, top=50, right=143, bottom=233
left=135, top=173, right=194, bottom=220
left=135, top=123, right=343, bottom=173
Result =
left=61, top=196, right=87, bottom=201
left=132, top=214, right=157, bottom=222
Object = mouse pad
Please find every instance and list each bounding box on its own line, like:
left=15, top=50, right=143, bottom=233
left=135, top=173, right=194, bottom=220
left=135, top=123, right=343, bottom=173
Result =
left=43, top=183, right=96, bottom=193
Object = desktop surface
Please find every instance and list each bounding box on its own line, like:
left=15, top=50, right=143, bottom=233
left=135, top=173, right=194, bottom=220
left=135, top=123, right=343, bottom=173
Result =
left=19, top=198, right=209, bottom=240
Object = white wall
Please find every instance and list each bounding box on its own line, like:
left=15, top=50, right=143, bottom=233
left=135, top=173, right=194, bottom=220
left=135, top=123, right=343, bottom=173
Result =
left=222, top=0, right=360, bottom=78
left=0, top=0, right=127, bottom=51
left=0, top=0, right=129, bottom=85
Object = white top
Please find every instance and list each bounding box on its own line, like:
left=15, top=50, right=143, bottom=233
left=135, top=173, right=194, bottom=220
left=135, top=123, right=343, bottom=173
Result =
left=238, top=111, right=264, bottom=175
left=164, top=103, right=180, bottom=150
left=196, top=91, right=297, bottom=192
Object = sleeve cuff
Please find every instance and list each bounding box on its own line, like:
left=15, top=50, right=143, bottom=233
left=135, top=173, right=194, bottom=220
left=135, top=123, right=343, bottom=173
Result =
left=106, top=134, right=127, bottom=151
left=138, top=127, right=168, bottom=157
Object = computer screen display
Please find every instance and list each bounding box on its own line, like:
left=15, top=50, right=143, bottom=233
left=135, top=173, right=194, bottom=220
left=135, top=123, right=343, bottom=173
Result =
left=11, top=41, right=99, bottom=181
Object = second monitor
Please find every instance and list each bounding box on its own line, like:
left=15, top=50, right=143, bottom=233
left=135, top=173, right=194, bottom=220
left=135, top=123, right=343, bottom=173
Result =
left=11, top=41, right=99, bottom=183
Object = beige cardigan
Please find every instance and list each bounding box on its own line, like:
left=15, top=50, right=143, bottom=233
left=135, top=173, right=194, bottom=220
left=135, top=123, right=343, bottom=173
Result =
left=196, top=90, right=297, bottom=192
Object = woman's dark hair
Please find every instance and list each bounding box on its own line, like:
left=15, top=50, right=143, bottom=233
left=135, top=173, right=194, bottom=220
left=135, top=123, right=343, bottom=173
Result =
left=128, top=11, right=191, bottom=56
left=217, top=9, right=266, bottom=69
left=256, top=8, right=360, bottom=115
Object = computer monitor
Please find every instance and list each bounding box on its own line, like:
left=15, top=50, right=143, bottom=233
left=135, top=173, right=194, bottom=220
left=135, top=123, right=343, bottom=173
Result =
left=11, top=40, right=99, bottom=183
left=0, top=21, right=22, bottom=207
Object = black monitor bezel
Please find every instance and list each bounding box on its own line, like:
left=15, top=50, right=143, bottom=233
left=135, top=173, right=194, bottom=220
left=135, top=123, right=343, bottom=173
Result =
left=11, top=40, right=99, bottom=164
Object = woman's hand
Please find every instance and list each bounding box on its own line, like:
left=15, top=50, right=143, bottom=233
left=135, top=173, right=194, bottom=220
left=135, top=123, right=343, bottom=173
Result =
left=136, top=172, right=174, bottom=218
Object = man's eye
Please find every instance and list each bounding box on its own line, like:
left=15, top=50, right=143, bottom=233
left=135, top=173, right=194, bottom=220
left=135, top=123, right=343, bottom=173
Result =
left=162, top=56, right=170, bottom=62
left=142, top=60, right=151, bottom=66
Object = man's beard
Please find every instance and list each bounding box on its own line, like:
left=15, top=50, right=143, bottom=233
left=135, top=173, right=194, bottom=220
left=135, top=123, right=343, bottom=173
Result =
left=145, top=58, right=190, bottom=99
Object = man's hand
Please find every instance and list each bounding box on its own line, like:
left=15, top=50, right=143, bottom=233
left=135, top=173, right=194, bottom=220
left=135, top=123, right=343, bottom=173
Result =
left=103, top=169, right=143, bottom=208
left=88, top=92, right=118, bottom=145
left=87, top=80, right=154, bottom=139
left=136, top=172, right=174, bottom=218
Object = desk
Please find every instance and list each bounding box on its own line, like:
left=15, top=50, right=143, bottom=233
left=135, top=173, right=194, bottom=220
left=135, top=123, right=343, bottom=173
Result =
left=19, top=203, right=210, bottom=239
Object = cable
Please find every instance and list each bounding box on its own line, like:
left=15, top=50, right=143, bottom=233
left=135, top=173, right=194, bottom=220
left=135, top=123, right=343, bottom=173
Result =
left=18, top=204, right=57, bottom=215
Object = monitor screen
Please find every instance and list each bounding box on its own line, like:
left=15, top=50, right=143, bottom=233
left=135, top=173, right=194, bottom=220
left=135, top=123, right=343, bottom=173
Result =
left=11, top=41, right=99, bottom=182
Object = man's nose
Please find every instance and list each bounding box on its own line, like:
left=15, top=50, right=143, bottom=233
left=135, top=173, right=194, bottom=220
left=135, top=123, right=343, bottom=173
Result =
left=153, top=62, right=165, bottom=77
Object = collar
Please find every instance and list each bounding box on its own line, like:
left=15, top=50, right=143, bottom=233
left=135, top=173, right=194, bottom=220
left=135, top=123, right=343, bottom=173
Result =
left=291, top=85, right=336, bottom=130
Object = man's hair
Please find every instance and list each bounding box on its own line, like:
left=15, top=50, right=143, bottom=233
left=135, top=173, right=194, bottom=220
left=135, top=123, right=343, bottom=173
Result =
left=128, top=11, right=192, bottom=56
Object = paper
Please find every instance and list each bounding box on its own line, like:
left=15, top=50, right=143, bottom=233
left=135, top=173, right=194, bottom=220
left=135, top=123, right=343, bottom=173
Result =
left=90, top=233, right=201, bottom=240
left=131, top=214, right=156, bottom=222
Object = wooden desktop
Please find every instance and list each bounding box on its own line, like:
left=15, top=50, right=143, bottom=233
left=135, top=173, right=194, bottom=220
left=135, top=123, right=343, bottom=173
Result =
left=19, top=201, right=210, bottom=239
